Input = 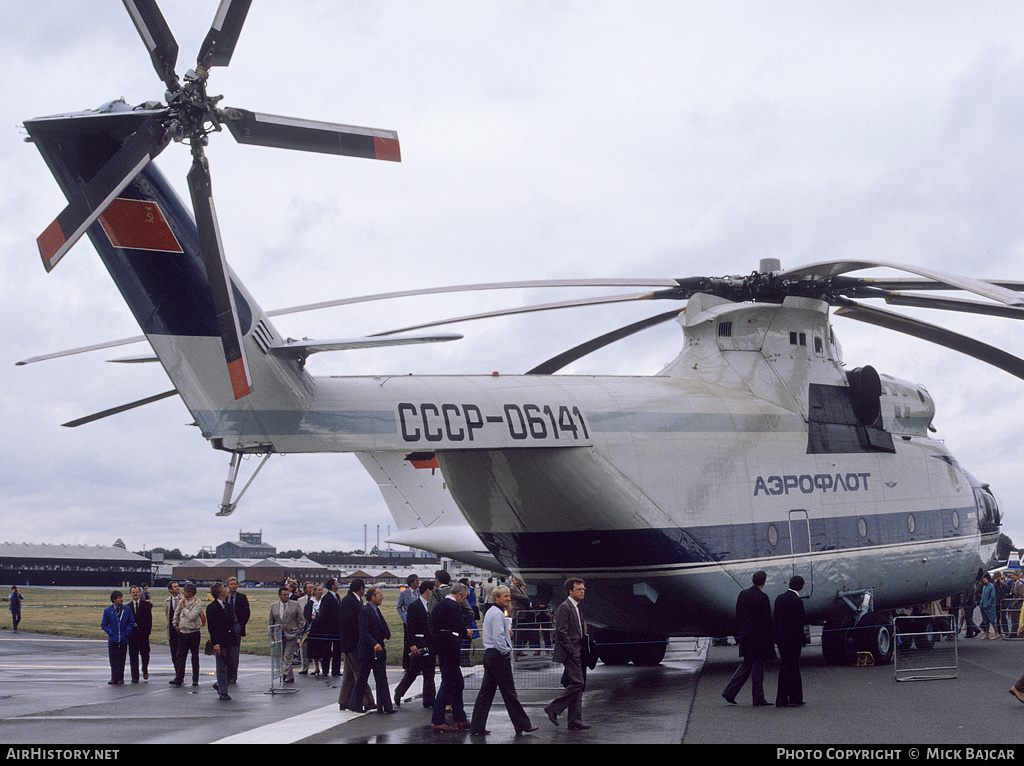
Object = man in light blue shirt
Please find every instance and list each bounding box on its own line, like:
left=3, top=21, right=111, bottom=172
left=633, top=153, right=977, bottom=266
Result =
left=396, top=574, right=419, bottom=624
left=469, top=585, right=537, bottom=735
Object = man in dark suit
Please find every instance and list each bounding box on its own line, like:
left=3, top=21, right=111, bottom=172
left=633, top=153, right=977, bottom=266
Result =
left=311, top=577, right=339, bottom=671
left=348, top=586, right=395, bottom=713
left=206, top=582, right=239, bottom=701
left=163, top=581, right=182, bottom=676
left=431, top=582, right=473, bottom=732
left=339, top=579, right=375, bottom=711
left=314, top=578, right=342, bottom=677
left=127, top=586, right=153, bottom=682
left=544, top=577, right=589, bottom=730
left=774, top=574, right=807, bottom=708
left=225, top=577, right=250, bottom=684
left=722, top=570, right=773, bottom=706
left=394, top=580, right=436, bottom=708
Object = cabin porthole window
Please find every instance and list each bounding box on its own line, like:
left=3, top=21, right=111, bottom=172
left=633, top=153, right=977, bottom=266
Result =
left=952, top=511, right=960, bottom=529
left=858, top=518, right=867, bottom=538
left=907, top=514, right=916, bottom=534
left=768, top=524, right=779, bottom=547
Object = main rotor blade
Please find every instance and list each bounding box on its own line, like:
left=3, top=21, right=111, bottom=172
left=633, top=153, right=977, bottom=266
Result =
left=370, top=291, right=665, bottom=337
left=854, top=278, right=1024, bottom=292
left=882, top=292, right=1024, bottom=320
left=62, top=389, right=179, bottom=428
left=834, top=302, right=1024, bottom=380
left=36, top=116, right=171, bottom=271
left=265, top=278, right=681, bottom=318
left=197, top=0, right=252, bottom=69
left=222, top=109, right=401, bottom=161
left=527, top=309, right=684, bottom=374
left=187, top=153, right=252, bottom=400
left=121, top=0, right=180, bottom=91
left=16, top=278, right=681, bottom=366
left=780, top=260, right=1024, bottom=307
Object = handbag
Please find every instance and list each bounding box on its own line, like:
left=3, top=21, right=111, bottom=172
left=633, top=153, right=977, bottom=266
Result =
left=204, top=639, right=216, bottom=656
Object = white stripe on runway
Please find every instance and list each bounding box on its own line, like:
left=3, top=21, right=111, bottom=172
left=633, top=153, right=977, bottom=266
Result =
left=213, top=676, right=428, bottom=744
left=213, top=665, right=481, bottom=744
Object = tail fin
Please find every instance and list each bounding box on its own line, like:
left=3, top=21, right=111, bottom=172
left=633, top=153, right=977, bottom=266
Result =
left=26, top=108, right=307, bottom=450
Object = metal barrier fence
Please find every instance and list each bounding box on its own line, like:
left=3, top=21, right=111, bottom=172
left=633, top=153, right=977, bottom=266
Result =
left=267, top=624, right=299, bottom=695
left=461, top=610, right=709, bottom=692
left=999, top=598, right=1024, bottom=639
left=463, top=609, right=561, bottom=691
left=893, top=614, right=957, bottom=682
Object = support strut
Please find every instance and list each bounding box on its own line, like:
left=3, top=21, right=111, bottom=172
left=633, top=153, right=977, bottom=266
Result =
left=217, top=451, right=272, bottom=516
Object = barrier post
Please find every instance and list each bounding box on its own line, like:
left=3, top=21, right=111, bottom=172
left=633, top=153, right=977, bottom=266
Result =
left=893, top=614, right=957, bottom=682
left=266, top=624, right=299, bottom=695
left=999, top=597, right=1024, bottom=639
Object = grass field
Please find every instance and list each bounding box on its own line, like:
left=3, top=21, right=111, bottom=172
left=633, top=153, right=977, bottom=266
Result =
left=2, top=586, right=424, bottom=658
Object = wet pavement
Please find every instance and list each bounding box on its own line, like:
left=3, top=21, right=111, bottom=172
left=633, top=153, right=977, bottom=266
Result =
left=5, top=627, right=1022, bottom=747
left=0, top=631, right=701, bottom=745
left=686, top=631, right=1024, bottom=746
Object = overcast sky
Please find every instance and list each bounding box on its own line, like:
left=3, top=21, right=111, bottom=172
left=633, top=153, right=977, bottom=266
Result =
left=3, top=1, right=1024, bottom=558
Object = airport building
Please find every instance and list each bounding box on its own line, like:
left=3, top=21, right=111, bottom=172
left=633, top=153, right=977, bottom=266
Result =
left=170, top=556, right=433, bottom=589
left=215, top=530, right=277, bottom=559
left=172, top=556, right=329, bottom=587
left=0, top=542, right=152, bottom=587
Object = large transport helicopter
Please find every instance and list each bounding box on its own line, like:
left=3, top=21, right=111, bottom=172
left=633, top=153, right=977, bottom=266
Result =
left=21, top=1, right=1016, bottom=666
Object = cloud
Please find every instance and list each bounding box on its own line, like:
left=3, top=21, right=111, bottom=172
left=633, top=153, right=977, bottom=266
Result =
left=4, top=1, right=1024, bottom=558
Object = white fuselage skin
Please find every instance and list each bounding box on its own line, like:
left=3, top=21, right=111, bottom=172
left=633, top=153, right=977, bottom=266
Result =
left=159, top=288, right=984, bottom=636
left=27, top=115, right=986, bottom=639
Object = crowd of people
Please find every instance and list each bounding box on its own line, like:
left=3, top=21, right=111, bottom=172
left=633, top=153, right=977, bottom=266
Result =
left=945, top=570, right=1024, bottom=640
left=98, top=571, right=592, bottom=734
left=14, top=562, right=1021, bottom=723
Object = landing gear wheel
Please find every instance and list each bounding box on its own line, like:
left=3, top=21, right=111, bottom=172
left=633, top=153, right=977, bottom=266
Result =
left=822, top=612, right=858, bottom=665
left=594, top=630, right=630, bottom=666
left=630, top=637, right=668, bottom=666
left=856, top=617, right=894, bottom=665
left=592, top=630, right=667, bottom=666
left=912, top=618, right=938, bottom=650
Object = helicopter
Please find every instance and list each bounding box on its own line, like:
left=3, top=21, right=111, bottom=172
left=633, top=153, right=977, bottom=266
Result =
left=20, top=0, right=1020, bottom=666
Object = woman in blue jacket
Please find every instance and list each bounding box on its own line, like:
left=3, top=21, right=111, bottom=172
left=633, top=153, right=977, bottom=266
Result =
left=980, top=574, right=1001, bottom=640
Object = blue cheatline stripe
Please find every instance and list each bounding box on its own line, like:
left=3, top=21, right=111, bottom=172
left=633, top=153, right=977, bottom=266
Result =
left=478, top=507, right=976, bottom=571
left=193, top=409, right=397, bottom=436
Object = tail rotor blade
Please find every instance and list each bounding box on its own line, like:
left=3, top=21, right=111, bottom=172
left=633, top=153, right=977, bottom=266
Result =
left=197, top=0, right=253, bottom=69
left=121, top=0, right=180, bottom=91
left=222, top=109, right=401, bottom=161
left=37, top=116, right=170, bottom=271
left=187, top=153, right=252, bottom=400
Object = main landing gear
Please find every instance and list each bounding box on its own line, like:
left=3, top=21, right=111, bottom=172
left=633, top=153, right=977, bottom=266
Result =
left=821, top=589, right=895, bottom=666
left=820, top=591, right=947, bottom=666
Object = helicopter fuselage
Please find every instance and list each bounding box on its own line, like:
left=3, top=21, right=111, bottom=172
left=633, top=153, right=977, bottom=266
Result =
left=25, top=105, right=993, bottom=645
left=184, top=333, right=986, bottom=637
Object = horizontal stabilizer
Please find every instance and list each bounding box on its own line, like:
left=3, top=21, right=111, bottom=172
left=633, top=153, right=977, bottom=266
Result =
left=107, top=354, right=160, bottom=363
left=268, top=332, right=462, bottom=359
